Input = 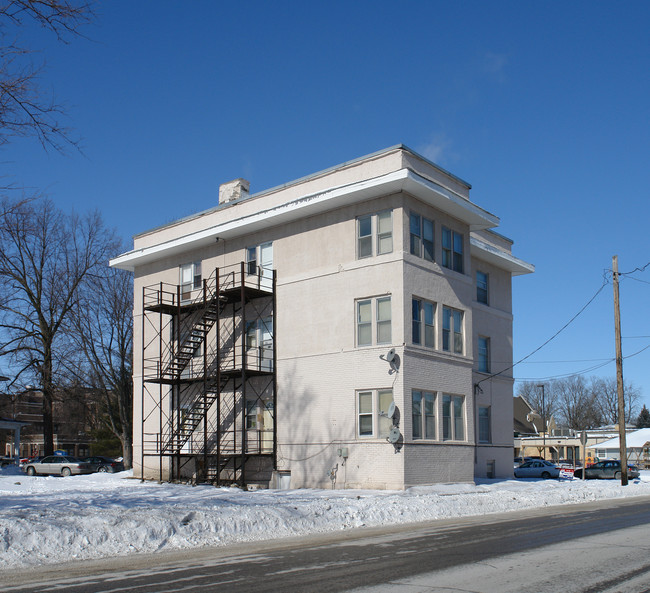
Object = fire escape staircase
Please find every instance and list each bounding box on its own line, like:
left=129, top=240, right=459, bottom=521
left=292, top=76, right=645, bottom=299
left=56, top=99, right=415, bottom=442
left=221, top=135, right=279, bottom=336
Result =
left=161, top=372, right=231, bottom=455
left=158, top=271, right=230, bottom=455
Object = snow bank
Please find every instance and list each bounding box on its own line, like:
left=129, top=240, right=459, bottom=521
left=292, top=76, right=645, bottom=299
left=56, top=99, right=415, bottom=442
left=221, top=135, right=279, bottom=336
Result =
left=1, top=466, right=649, bottom=570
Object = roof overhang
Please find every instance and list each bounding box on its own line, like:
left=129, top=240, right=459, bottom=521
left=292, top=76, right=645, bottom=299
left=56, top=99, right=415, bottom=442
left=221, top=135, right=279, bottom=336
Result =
left=111, top=168, right=499, bottom=272
left=470, top=236, right=535, bottom=276
left=0, top=419, right=29, bottom=430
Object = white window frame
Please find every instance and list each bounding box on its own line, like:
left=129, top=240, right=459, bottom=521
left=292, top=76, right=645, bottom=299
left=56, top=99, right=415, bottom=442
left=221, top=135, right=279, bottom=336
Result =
left=180, top=261, right=202, bottom=301
left=357, top=215, right=373, bottom=258
left=246, top=242, right=273, bottom=289
left=442, top=227, right=464, bottom=273
left=246, top=316, right=273, bottom=371
left=412, top=298, right=435, bottom=348
left=357, top=389, right=393, bottom=438
left=412, top=390, right=436, bottom=440
left=477, top=271, right=489, bottom=305
left=356, top=296, right=392, bottom=347
left=409, top=212, right=434, bottom=261
left=442, top=394, right=465, bottom=441
left=357, top=210, right=393, bottom=259
left=442, top=306, right=464, bottom=354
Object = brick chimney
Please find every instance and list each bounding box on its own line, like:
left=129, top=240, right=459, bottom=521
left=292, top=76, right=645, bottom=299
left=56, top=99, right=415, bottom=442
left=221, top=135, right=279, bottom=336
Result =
left=218, top=178, right=250, bottom=204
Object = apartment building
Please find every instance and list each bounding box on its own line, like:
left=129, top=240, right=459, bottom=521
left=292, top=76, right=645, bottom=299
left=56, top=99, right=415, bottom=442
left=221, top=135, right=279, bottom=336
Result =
left=111, top=145, right=533, bottom=489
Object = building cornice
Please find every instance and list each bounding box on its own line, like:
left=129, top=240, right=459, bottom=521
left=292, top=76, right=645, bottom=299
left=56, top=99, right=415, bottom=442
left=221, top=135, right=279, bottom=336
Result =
left=470, top=236, right=535, bottom=276
left=111, top=169, right=499, bottom=272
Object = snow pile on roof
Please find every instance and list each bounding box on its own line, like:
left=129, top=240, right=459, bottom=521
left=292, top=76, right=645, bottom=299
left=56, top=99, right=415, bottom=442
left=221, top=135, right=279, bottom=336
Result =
left=1, top=467, right=649, bottom=570
left=592, top=428, right=650, bottom=449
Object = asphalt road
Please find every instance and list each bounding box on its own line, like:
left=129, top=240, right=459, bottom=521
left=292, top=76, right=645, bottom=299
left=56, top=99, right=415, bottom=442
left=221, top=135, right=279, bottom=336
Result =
left=4, top=496, right=650, bottom=593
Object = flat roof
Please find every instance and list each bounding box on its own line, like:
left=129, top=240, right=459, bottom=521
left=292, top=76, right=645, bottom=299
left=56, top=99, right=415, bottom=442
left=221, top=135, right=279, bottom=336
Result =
left=134, top=144, right=472, bottom=240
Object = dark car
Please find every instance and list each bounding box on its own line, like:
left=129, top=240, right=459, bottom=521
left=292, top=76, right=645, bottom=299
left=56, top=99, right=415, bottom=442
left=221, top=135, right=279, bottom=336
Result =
left=574, top=460, right=640, bottom=480
left=24, top=455, right=94, bottom=477
left=82, top=456, right=125, bottom=473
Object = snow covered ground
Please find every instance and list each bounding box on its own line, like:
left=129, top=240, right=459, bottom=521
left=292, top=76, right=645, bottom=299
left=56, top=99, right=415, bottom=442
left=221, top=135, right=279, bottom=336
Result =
left=1, top=465, right=650, bottom=571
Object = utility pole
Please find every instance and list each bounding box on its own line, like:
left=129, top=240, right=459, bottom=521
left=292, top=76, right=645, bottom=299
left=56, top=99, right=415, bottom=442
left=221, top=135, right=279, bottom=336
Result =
left=537, top=384, right=546, bottom=460
left=613, top=255, right=628, bottom=486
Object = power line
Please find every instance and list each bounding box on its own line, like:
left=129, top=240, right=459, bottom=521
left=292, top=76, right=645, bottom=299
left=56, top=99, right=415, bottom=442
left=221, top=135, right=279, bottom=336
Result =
left=515, top=359, right=613, bottom=382
left=477, top=279, right=610, bottom=388
left=514, top=341, right=650, bottom=383
left=623, top=276, right=650, bottom=286
left=619, top=261, right=650, bottom=276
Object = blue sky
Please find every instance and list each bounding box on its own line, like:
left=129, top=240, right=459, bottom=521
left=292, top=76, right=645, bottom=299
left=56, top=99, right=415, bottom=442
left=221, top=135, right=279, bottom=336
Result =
left=6, top=1, right=650, bottom=405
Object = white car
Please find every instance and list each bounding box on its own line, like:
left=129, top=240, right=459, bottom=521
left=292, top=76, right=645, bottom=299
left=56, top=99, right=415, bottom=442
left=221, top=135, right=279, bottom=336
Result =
left=514, top=460, right=560, bottom=479
left=24, top=455, right=94, bottom=477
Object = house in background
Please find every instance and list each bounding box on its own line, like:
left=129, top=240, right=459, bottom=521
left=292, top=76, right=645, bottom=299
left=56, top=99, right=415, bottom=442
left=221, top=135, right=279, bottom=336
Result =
left=0, top=388, right=97, bottom=459
left=111, top=145, right=533, bottom=489
left=592, top=427, right=650, bottom=467
left=513, top=396, right=540, bottom=438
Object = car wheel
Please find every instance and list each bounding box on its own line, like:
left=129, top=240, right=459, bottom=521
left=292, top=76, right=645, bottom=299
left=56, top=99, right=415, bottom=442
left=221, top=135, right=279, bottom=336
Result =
left=614, top=471, right=621, bottom=480
left=541, top=471, right=551, bottom=479
left=26, top=466, right=36, bottom=476
left=61, top=467, right=71, bottom=477
left=98, top=466, right=108, bottom=473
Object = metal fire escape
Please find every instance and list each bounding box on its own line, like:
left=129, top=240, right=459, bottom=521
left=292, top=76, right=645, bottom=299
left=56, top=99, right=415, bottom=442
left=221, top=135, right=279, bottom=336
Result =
left=140, top=262, right=276, bottom=486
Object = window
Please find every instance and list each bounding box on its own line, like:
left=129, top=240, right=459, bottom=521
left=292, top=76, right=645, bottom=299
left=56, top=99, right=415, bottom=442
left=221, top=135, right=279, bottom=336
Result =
left=412, top=390, right=436, bottom=440
left=357, top=300, right=372, bottom=346
left=442, top=307, right=463, bottom=354
left=357, top=389, right=393, bottom=438
left=357, top=215, right=372, bottom=258
left=410, top=213, right=434, bottom=261
left=377, top=211, right=393, bottom=255
left=477, top=271, right=489, bottom=305
left=410, top=213, right=421, bottom=256
left=180, top=262, right=201, bottom=301
left=478, top=336, right=490, bottom=373
left=357, top=296, right=391, bottom=346
left=246, top=317, right=273, bottom=371
left=357, top=211, right=393, bottom=259
left=246, top=242, right=273, bottom=289
left=358, top=391, right=373, bottom=436
left=412, top=298, right=435, bottom=347
left=246, top=399, right=258, bottom=429
left=246, top=246, right=257, bottom=276
left=442, top=394, right=465, bottom=441
left=442, top=227, right=463, bottom=273
left=479, top=406, right=491, bottom=443
left=376, top=297, right=392, bottom=344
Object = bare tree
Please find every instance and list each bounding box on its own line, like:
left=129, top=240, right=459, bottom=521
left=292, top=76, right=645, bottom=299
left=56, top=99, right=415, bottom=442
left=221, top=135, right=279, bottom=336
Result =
left=590, top=376, right=640, bottom=426
left=0, top=196, right=117, bottom=455
left=549, top=375, right=601, bottom=430
left=69, top=264, right=133, bottom=467
left=0, top=1, right=93, bottom=151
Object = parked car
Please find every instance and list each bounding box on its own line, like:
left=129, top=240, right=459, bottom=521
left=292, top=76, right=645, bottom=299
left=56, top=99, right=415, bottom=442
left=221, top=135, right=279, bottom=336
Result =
left=23, top=455, right=94, bottom=477
left=513, top=456, right=534, bottom=468
left=82, top=456, right=125, bottom=473
left=574, top=460, right=640, bottom=480
left=514, top=459, right=560, bottom=479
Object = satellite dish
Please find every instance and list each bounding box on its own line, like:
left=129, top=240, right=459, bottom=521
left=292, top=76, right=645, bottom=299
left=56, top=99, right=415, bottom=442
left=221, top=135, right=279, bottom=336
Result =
left=386, top=401, right=396, bottom=419
left=387, top=426, right=400, bottom=444
left=386, top=348, right=396, bottom=363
